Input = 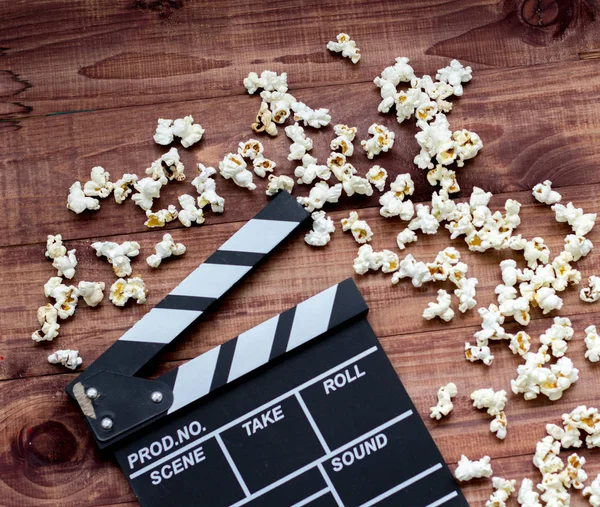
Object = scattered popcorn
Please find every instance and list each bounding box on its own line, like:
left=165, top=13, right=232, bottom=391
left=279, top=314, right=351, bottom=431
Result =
left=67, top=181, right=100, bottom=214
left=252, top=156, right=276, bottom=178
left=454, top=455, right=493, bottom=482
left=486, top=477, right=516, bottom=507
left=366, top=165, right=388, bottom=192
left=585, top=325, right=600, bottom=363
left=193, top=164, right=224, bottom=213
left=508, top=331, right=532, bottom=356
left=408, top=204, right=439, bottom=235
left=430, top=382, right=457, bottom=420
left=237, top=139, right=264, bottom=160
left=453, top=129, right=483, bottom=166
left=474, top=304, right=506, bottom=343
left=499, top=296, right=530, bottom=326
left=490, top=412, right=508, bottom=440
left=341, top=174, right=373, bottom=197
left=553, top=202, right=597, bottom=236
left=540, top=317, right=574, bottom=358
left=465, top=343, right=494, bottom=366
left=423, top=289, right=454, bottom=322
left=50, top=248, right=77, bottom=280
left=533, top=435, right=564, bottom=474
left=113, top=174, right=138, bottom=204
left=153, top=116, right=204, bottom=148
left=44, top=277, right=79, bottom=320
left=219, top=153, right=256, bottom=190
left=353, top=245, right=399, bottom=275
left=565, top=453, right=587, bottom=489
left=109, top=277, right=148, bottom=307
left=147, top=233, right=186, bottom=268
left=373, top=57, right=415, bottom=113
left=435, top=59, right=472, bottom=97
left=77, top=281, right=105, bottom=307
left=178, top=194, right=205, bottom=227
left=414, top=113, right=456, bottom=170
left=361, top=123, right=395, bottom=159
left=304, top=211, right=335, bottom=247
left=153, top=118, right=174, bottom=145
left=144, top=205, right=178, bottom=228
left=32, top=304, right=60, bottom=342
left=91, top=241, right=140, bottom=277
left=396, top=229, right=417, bottom=250
left=455, top=277, right=478, bottom=313
left=261, top=90, right=296, bottom=123
left=533, top=180, right=562, bottom=205
left=132, top=177, right=163, bottom=211
left=145, top=147, right=185, bottom=184
left=341, top=211, right=373, bottom=244
left=266, top=174, right=295, bottom=197
left=379, top=174, right=415, bottom=218
left=191, top=163, right=217, bottom=193
left=564, top=234, right=593, bottom=261
left=45, top=234, right=67, bottom=260
left=292, top=101, right=331, bottom=128
left=330, top=124, right=357, bottom=156
left=584, top=474, right=600, bottom=507
left=285, top=123, right=313, bottom=161
left=517, top=478, right=541, bottom=507
left=581, top=276, right=600, bottom=303
left=48, top=349, right=82, bottom=370
left=296, top=181, right=342, bottom=212
left=523, top=237, right=550, bottom=269
left=252, top=101, right=278, bottom=136
left=326, top=33, right=361, bottom=64
left=470, top=388, right=507, bottom=417
left=427, top=165, right=460, bottom=194
left=391, top=254, right=431, bottom=287
left=83, top=166, right=113, bottom=198
left=537, top=472, right=570, bottom=506
left=379, top=250, right=400, bottom=273
left=535, top=286, right=564, bottom=315
left=243, top=70, right=288, bottom=95
left=294, top=154, right=331, bottom=185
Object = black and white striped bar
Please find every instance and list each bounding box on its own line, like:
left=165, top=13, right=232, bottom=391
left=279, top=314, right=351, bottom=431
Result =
left=160, top=278, right=368, bottom=415
left=67, top=191, right=310, bottom=392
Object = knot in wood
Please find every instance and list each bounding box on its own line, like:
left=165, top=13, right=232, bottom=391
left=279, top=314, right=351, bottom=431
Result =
left=521, top=0, right=560, bottom=27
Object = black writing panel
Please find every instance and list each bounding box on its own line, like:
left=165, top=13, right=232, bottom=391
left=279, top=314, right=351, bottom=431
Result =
left=245, top=468, right=326, bottom=506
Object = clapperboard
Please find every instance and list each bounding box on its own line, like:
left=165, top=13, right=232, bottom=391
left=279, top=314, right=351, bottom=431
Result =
left=67, top=191, right=467, bottom=507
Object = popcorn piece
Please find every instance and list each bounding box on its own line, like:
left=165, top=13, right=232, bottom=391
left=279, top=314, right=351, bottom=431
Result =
left=109, top=277, right=148, bottom=307
left=564, top=234, right=593, bottom=261
left=113, top=174, right=138, bottom=204
left=581, top=276, right=600, bottom=303
left=537, top=472, right=571, bottom=506
left=470, top=388, right=507, bottom=417
left=51, top=249, right=78, bottom=280
left=499, top=296, right=530, bottom=326
left=585, top=325, right=600, bottom=363
left=540, top=317, right=574, bottom=358
left=490, top=412, right=508, bottom=440
left=91, top=241, right=140, bottom=277
left=304, top=211, right=335, bottom=247
left=427, top=165, right=460, bottom=193
left=326, top=33, right=360, bottom=64
left=465, top=343, right=494, bottom=366
left=147, top=233, right=186, bottom=268
left=243, top=70, right=288, bottom=95
left=153, top=118, right=174, bottom=145
left=553, top=202, right=597, bottom=236
left=534, top=435, right=564, bottom=475
left=191, top=164, right=217, bottom=193
left=454, top=455, right=493, bottom=482
left=511, top=346, right=551, bottom=401
left=145, top=147, right=185, bottom=184
left=294, top=154, right=330, bottom=185
left=455, top=277, right=478, bottom=313
left=353, top=245, right=399, bottom=275
left=296, top=182, right=342, bottom=212
left=266, top=174, right=294, bottom=197
left=373, top=57, right=415, bottom=113
left=83, top=166, right=113, bottom=198
left=422, top=289, right=454, bottom=322
left=193, top=164, right=224, bottom=214
left=414, top=113, right=456, bottom=170
left=430, top=382, right=457, bottom=420
left=237, top=139, right=264, bottom=160
left=565, top=453, right=587, bottom=489
left=396, top=229, right=417, bottom=250
left=584, top=474, right=600, bottom=507
left=361, top=123, right=395, bottom=159
left=532, top=180, right=562, bottom=205
left=252, top=156, right=276, bottom=178
left=132, top=177, right=163, bottom=211
left=252, top=101, right=278, bottom=136
left=523, top=237, right=550, bottom=269
left=508, top=331, right=532, bottom=356
left=77, top=281, right=105, bottom=307
left=219, top=153, right=256, bottom=190
left=366, top=165, right=388, bottom=192
left=551, top=251, right=581, bottom=292
left=379, top=174, right=415, bottom=218
left=391, top=254, right=430, bottom=287
left=261, top=90, right=296, bottom=123
left=285, top=123, right=313, bottom=161
left=32, top=304, right=60, bottom=342
left=474, top=304, right=505, bottom=343
left=408, top=204, right=439, bottom=235
left=292, top=101, right=331, bottom=128
left=453, top=129, right=483, bottom=166
left=171, top=115, right=204, bottom=148
left=486, top=477, right=516, bottom=507
left=341, top=211, right=373, bottom=244
left=45, top=234, right=67, bottom=260
left=379, top=250, right=400, bottom=273
left=178, top=194, right=205, bottom=227
left=435, top=59, right=472, bottom=97
left=330, top=124, right=357, bottom=156
left=517, top=478, right=541, bottom=507
left=44, top=277, right=79, bottom=320
left=341, top=175, right=373, bottom=197
left=144, top=205, right=178, bottom=228
left=535, top=287, right=564, bottom=315
left=67, top=181, right=100, bottom=214
left=48, top=349, right=82, bottom=370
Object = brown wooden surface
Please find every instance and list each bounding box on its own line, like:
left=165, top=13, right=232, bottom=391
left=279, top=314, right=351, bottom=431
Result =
left=2, top=1, right=600, bottom=505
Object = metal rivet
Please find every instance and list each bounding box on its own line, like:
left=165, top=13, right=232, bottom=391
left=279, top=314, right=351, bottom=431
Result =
left=101, top=417, right=113, bottom=430
left=86, top=387, right=98, bottom=399
left=151, top=391, right=163, bottom=403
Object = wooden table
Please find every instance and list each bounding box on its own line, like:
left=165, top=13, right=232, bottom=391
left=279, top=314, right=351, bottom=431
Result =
left=2, top=1, right=600, bottom=505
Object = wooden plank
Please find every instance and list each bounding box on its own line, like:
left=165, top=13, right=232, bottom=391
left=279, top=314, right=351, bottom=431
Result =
left=1, top=58, right=600, bottom=248
left=2, top=182, right=599, bottom=382
left=1, top=0, right=598, bottom=117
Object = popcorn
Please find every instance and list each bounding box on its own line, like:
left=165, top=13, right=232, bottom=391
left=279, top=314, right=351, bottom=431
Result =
left=45, top=234, right=67, bottom=260
left=219, top=153, right=256, bottom=190
left=523, top=237, right=550, bottom=269
left=581, top=276, right=600, bottom=303
left=191, top=164, right=217, bottom=193
left=455, top=277, right=478, bottom=313
left=427, top=165, right=460, bottom=193
left=454, top=455, right=492, bottom=482
left=422, top=289, right=454, bottom=322
left=294, top=154, right=331, bottom=185
left=77, top=281, right=105, bottom=307
left=537, top=472, right=570, bottom=507
left=546, top=423, right=582, bottom=449
left=296, top=182, right=342, bottom=212
left=490, top=412, right=508, bottom=440
left=565, top=453, right=587, bottom=489
left=261, top=90, right=296, bottom=123
left=109, top=277, right=147, bottom=307
left=67, top=181, right=100, bottom=213
left=373, top=57, right=415, bottom=113
left=113, top=174, right=138, bottom=204
left=285, top=123, right=313, bottom=161
left=435, top=59, right=472, bottom=97
left=552, top=202, right=597, bottom=236
left=429, top=382, right=457, bottom=420
left=508, top=331, right=532, bottom=356
left=396, top=229, right=417, bottom=250
left=252, top=156, right=276, bottom=178
left=44, top=277, right=79, bottom=319
left=177, top=194, right=205, bottom=227
left=146, top=147, right=185, bottom=184
left=243, top=70, right=288, bottom=95
left=517, top=478, right=542, bottom=507
left=495, top=284, right=518, bottom=304
left=564, top=234, right=593, bottom=261
left=193, top=164, right=224, bottom=213
left=486, top=477, right=516, bottom=507
left=584, top=474, right=600, bottom=507
left=353, top=245, right=399, bottom=275
left=330, top=124, right=357, bottom=156
left=153, top=116, right=204, bottom=148
left=132, top=177, right=163, bottom=211
left=252, top=101, right=278, bottom=136
left=52, top=249, right=78, bottom=280
left=147, top=233, right=186, bottom=268
left=361, top=123, right=395, bottom=159
left=83, top=166, right=113, bottom=198
left=91, top=241, right=140, bottom=277
left=539, top=317, right=573, bottom=358
left=292, top=101, right=331, bottom=128
left=237, top=139, right=264, bottom=160
left=326, top=33, right=361, bottom=64
left=499, top=296, right=530, bottom=326
left=341, top=212, right=373, bottom=244
left=48, top=349, right=82, bottom=370
left=585, top=325, right=600, bottom=362
left=532, top=180, right=562, bottom=205
left=535, top=287, right=564, bottom=315
left=411, top=74, right=455, bottom=114
left=474, top=304, right=505, bottom=343
left=379, top=250, right=400, bottom=273
left=408, top=204, right=439, bottom=235
left=32, top=304, right=60, bottom=342
left=533, top=435, right=563, bottom=475
left=465, top=343, right=494, bottom=366
left=551, top=251, right=581, bottom=292
left=431, top=190, right=457, bottom=222
left=391, top=254, right=431, bottom=287
left=379, top=174, right=415, bottom=218
left=304, top=211, right=335, bottom=247
left=144, top=205, right=178, bottom=228
left=266, top=174, right=295, bottom=196
left=341, top=175, right=373, bottom=197
left=366, top=165, right=388, bottom=191
left=470, top=388, right=507, bottom=417
left=453, top=129, right=483, bottom=166
left=153, top=118, right=174, bottom=145
left=414, top=113, right=456, bottom=170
